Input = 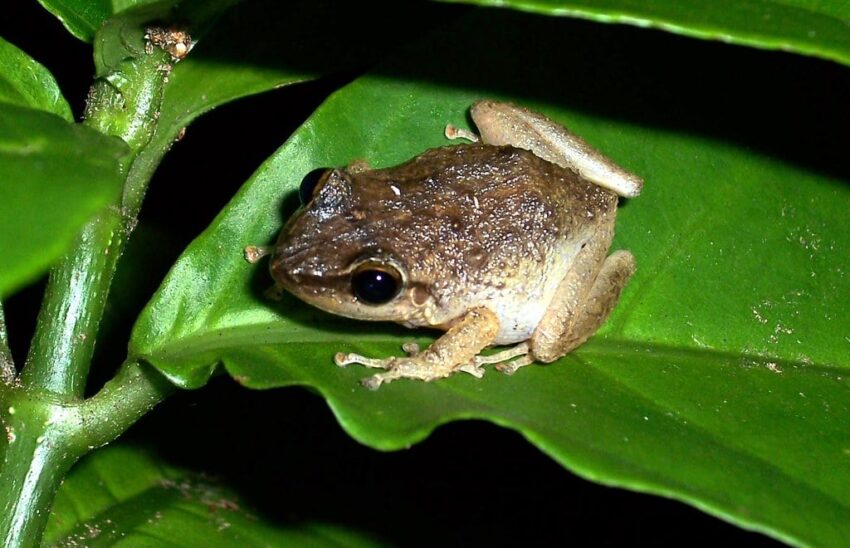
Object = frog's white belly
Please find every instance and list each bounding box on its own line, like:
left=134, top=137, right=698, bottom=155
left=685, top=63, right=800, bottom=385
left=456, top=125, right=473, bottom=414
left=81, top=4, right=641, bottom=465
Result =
left=484, top=238, right=583, bottom=345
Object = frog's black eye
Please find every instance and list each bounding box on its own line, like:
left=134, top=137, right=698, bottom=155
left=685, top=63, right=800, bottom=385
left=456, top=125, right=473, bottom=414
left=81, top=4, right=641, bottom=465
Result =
left=352, top=263, right=402, bottom=305
left=299, top=168, right=330, bottom=205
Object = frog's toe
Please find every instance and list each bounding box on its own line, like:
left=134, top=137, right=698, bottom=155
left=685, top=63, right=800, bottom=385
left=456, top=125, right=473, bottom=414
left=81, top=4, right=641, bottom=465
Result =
left=444, top=124, right=479, bottom=142
left=457, top=362, right=486, bottom=378
left=360, top=366, right=410, bottom=389
left=494, top=355, right=534, bottom=376
left=334, top=352, right=394, bottom=370
left=361, top=373, right=386, bottom=390
left=472, top=342, right=530, bottom=367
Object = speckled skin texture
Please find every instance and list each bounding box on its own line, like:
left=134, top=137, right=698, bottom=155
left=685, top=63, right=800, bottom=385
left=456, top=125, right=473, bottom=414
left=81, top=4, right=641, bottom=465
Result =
left=271, top=143, right=618, bottom=345
left=267, top=100, right=640, bottom=388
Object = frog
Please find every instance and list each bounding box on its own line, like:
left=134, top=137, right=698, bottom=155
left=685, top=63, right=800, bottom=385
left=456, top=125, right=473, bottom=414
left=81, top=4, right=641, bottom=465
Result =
left=258, top=100, right=642, bottom=389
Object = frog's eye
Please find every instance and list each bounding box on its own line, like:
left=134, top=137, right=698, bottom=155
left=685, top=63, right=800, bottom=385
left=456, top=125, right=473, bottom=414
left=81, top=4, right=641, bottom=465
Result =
left=352, top=262, right=402, bottom=305
left=299, top=168, right=331, bottom=205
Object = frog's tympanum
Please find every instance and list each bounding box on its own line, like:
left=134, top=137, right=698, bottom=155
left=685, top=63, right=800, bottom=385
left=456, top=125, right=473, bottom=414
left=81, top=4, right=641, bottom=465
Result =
left=268, top=101, right=642, bottom=389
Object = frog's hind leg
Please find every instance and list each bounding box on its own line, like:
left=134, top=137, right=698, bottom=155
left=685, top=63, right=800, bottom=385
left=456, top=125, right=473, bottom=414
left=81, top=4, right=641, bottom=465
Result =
left=531, top=249, right=635, bottom=363
left=470, top=100, right=643, bottom=198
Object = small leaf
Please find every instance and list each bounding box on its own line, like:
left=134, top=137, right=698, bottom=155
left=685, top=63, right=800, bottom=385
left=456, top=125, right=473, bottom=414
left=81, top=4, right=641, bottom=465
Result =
left=91, top=0, right=239, bottom=77
left=44, top=444, right=379, bottom=546
left=440, top=0, right=850, bottom=67
left=131, top=10, right=850, bottom=547
left=0, top=37, right=72, bottom=121
left=36, top=0, right=178, bottom=43
left=0, top=104, right=130, bottom=298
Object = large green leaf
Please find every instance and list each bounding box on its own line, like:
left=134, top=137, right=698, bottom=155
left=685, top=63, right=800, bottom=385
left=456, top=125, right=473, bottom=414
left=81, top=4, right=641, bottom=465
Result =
left=0, top=37, right=72, bottom=121
left=442, top=0, right=850, bottom=67
left=0, top=104, right=130, bottom=298
left=131, top=10, right=850, bottom=547
left=44, top=444, right=378, bottom=546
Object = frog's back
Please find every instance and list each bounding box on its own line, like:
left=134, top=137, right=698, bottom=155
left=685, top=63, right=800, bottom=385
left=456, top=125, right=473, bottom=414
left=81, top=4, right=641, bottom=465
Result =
left=358, top=143, right=618, bottom=342
left=365, top=143, right=617, bottom=240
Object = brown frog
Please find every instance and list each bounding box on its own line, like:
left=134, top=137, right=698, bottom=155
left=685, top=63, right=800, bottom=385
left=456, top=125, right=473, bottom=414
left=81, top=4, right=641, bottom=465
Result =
left=259, top=100, right=642, bottom=389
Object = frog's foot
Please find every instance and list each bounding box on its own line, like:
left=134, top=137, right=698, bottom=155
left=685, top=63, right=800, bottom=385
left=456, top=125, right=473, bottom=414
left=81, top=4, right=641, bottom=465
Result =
left=401, top=341, right=484, bottom=377
left=335, top=352, right=458, bottom=390
left=336, top=307, right=500, bottom=389
left=244, top=245, right=272, bottom=263
left=334, top=341, right=420, bottom=370
left=445, top=124, right=480, bottom=143
left=363, top=358, right=459, bottom=390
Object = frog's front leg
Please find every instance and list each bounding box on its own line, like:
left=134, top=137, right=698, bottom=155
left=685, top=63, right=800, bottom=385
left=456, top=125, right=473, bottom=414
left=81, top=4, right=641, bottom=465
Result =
left=335, top=307, right=499, bottom=389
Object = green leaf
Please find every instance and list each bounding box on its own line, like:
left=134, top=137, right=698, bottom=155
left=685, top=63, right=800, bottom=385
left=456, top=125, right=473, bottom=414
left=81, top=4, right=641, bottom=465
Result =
left=44, top=444, right=379, bottom=546
left=91, top=0, right=239, bottom=77
left=131, top=10, right=850, bottom=547
left=36, top=0, right=172, bottom=42
left=0, top=37, right=72, bottom=121
left=441, top=0, right=850, bottom=67
left=0, top=104, right=129, bottom=298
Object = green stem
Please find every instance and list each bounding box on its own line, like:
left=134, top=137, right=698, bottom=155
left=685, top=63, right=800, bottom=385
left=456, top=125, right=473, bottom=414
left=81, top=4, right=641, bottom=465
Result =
left=0, top=387, right=79, bottom=548
left=0, top=301, right=14, bottom=384
left=74, top=360, right=175, bottom=450
left=2, top=26, right=191, bottom=547
left=0, top=360, right=174, bottom=546
left=22, top=209, right=125, bottom=396
left=20, top=34, right=177, bottom=398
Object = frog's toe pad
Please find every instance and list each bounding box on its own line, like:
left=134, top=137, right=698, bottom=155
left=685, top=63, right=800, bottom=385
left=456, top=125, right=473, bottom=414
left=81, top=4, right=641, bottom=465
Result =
left=402, top=342, right=420, bottom=356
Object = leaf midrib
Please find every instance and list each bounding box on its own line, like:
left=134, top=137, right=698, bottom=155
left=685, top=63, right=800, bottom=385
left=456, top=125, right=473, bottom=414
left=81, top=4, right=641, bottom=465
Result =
left=138, top=318, right=847, bottom=377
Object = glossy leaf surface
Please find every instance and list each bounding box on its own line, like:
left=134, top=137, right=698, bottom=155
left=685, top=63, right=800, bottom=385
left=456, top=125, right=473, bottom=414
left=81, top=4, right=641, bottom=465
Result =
left=443, top=0, right=850, bottom=66
left=0, top=37, right=72, bottom=121
left=36, top=0, right=172, bottom=42
left=44, top=444, right=378, bottom=546
left=0, top=105, right=129, bottom=298
left=131, top=11, right=850, bottom=547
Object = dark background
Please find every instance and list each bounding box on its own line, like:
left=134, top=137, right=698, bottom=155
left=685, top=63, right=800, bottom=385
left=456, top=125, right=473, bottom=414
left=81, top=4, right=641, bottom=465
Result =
left=9, top=0, right=847, bottom=544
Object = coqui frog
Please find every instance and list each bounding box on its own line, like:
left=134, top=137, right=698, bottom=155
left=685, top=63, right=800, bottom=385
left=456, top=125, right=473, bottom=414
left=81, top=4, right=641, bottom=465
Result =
left=264, top=100, right=642, bottom=389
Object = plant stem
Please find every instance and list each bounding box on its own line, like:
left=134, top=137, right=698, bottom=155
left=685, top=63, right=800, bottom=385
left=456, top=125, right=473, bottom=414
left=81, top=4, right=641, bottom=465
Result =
left=0, top=361, right=174, bottom=547
left=74, top=360, right=175, bottom=450
left=21, top=210, right=125, bottom=396
left=20, top=33, right=178, bottom=398
left=0, top=302, right=14, bottom=384
left=2, top=26, right=192, bottom=547
left=0, top=387, right=79, bottom=548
